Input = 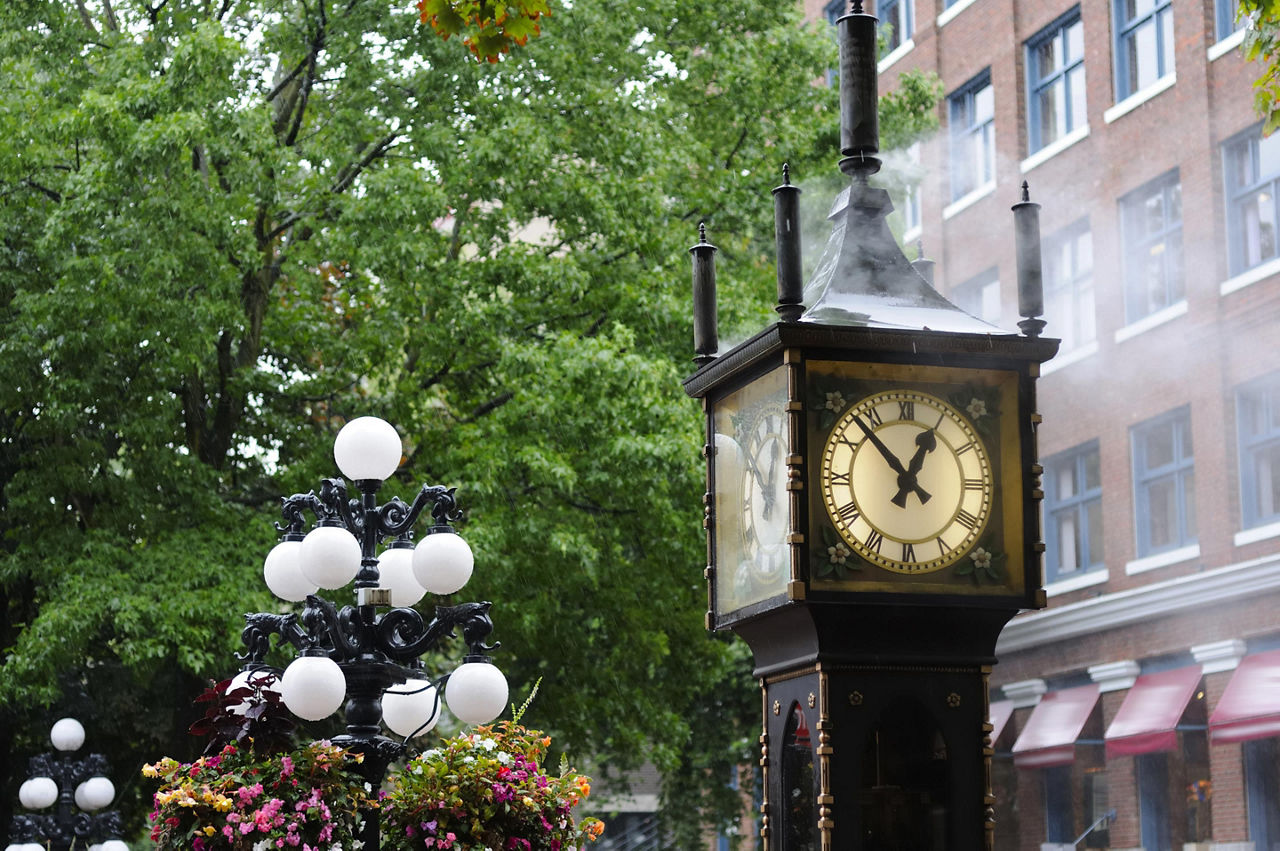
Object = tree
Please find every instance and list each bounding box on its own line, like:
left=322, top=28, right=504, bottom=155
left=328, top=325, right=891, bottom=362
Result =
left=0, top=0, right=937, bottom=839
left=1241, top=0, right=1280, bottom=132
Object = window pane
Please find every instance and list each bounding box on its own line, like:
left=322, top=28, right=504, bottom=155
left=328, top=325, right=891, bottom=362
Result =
left=1147, top=477, right=1178, bottom=549
left=1066, top=20, right=1084, bottom=61
left=1261, top=133, right=1280, bottom=181
left=1125, top=0, right=1157, bottom=20
left=1143, top=189, right=1165, bottom=234
left=1240, top=188, right=1278, bottom=268
left=1038, top=82, right=1062, bottom=144
left=1087, top=499, right=1104, bottom=566
left=1167, top=231, right=1185, bottom=302
left=1145, top=420, right=1176, bottom=469
left=1129, top=21, right=1158, bottom=93
left=1230, top=142, right=1255, bottom=190
left=1159, top=9, right=1174, bottom=75
left=1256, top=444, right=1280, bottom=518
left=1068, top=67, right=1087, bottom=131
left=1037, top=35, right=1061, bottom=77
left=1057, top=510, right=1081, bottom=572
left=1180, top=416, right=1193, bottom=457
left=974, top=84, right=994, bottom=123
left=1085, top=448, right=1101, bottom=490
left=1184, top=470, right=1197, bottom=538
left=1056, top=459, right=1079, bottom=499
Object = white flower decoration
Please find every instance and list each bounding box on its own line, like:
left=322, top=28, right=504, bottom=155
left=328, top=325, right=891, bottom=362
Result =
left=966, top=398, right=988, bottom=419
left=827, top=543, right=851, bottom=565
left=971, top=547, right=992, bottom=570
left=825, top=391, right=846, bottom=412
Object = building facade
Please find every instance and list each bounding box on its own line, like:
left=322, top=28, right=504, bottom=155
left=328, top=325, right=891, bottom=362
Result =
left=790, top=0, right=1280, bottom=848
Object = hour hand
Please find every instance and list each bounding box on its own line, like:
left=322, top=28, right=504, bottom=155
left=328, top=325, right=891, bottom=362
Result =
left=890, top=428, right=937, bottom=507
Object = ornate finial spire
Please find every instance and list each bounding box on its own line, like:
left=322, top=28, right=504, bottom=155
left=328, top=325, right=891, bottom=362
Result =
left=1021, top=180, right=1031, bottom=203
left=851, top=0, right=864, bottom=13
left=916, top=238, right=925, bottom=260
left=698, top=221, right=708, bottom=243
left=782, top=162, right=791, bottom=186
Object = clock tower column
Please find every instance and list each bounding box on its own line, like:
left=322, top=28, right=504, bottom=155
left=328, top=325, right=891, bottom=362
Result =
left=681, top=4, right=1058, bottom=850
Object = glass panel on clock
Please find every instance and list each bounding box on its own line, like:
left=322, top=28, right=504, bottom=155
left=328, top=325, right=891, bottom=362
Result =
left=711, top=366, right=790, bottom=618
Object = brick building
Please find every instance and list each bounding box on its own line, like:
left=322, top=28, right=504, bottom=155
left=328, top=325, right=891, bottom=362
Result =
left=786, top=0, right=1280, bottom=848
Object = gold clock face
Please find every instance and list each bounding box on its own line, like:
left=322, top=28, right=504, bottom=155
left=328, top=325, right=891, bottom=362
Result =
left=820, top=389, right=993, bottom=573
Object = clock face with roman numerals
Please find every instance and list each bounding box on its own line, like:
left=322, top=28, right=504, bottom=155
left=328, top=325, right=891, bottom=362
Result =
left=820, top=389, right=993, bottom=573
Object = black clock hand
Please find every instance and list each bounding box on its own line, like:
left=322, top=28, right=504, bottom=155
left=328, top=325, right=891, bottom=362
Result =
left=891, top=428, right=937, bottom=507
left=761, top=441, right=780, bottom=520
left=851, top=415, right=908, bottom=475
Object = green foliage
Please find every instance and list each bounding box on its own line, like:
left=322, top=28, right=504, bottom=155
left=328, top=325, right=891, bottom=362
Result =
left=418, top=0, right=551, bottom=61
left=1242, top=0, right=1280, bottom=133
left=0, top=0, right=936, bottom=841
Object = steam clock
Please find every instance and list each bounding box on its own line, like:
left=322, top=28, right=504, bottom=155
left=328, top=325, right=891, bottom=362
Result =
left=683, top=5, right=1058, bottom=850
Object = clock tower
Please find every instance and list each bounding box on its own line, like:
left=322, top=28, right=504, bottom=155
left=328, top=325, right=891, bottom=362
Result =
left=682, top=4, right=1058, bottom=850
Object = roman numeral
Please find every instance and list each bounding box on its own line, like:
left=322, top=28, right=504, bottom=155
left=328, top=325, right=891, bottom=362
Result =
left=829, top=471, right=851, bottom=486
left=963, top=478, right=985, bottom=490
left=836, top=501, right=859, bottom=523
left=898, top=400, right=915, bottom=421
left=901, top=542, right=916, bottom=562
left=936, top=536, right=948, bottom=555
left=955, top=441, right=975, bottom=455
left=863, top=407, right=884, bottom=427
left=955, top=510, right=980, bottom=530
left=865, top=529, right=884, bottom=553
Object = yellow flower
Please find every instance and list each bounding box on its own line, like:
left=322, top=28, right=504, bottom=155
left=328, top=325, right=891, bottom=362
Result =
left=142, top=764, right=160, bottom=778
left=203, top=826, right=217, bottom=836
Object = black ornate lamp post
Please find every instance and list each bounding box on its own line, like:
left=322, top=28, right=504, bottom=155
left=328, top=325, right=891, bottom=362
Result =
left=6, top=718, right=125, bottom=851
left=236, top=416, right=509, bottom=848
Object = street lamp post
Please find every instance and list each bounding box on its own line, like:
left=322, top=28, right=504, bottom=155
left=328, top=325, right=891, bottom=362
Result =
left=236, top=417, right=509, bottom=849
left=5, top=718, right=126, bottom=851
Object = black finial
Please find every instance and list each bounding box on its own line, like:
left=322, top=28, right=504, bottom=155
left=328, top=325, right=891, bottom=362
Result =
left=690, top=222, right=719, bottom=365
left=916, top=238, right=924, bottom=260
left=851, top=0, right=864, bottom=12
left=1012, top=182, right=1046, bottom=337
left=774, top=165, right=804, bottom=321
left=910, top=237, right=935, bottom=285
left=782, top=162, right=791, bottom=186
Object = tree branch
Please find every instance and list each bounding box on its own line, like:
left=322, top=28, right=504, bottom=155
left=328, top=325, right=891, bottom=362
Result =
left=329, top=131, right=399, bottom=195
left=465, top=391, right=514, bottom=423
left=73, top=0, right=100, bottom=38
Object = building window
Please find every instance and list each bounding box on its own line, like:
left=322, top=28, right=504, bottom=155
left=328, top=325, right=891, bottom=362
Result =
left=1137, top=753, right=1172, bottom=850
left=1119, top=171, right=1184, bottom=323
left=877, top=0, right=912, bottom=56
left=1083, top=770, right=1110, bottom=848
left=1224, top=127, right=1280, bottom=276
left=951, top=267, right=1000, bottom=325
left=949, top=71, right=995, bottom=201
left=1114, top=0, right=1174, bottom=100
left=1027, top=10, right=1086, bottom=154
left=1237, top=373, right=1280, bottom=529
left=1043, top=220, right=1095, bottom=351
left=1132, top=407, right=1196, bottom=557
left=1044, top=442, right=1103, bottom=583
left=1245, top=738, right=1280, bottom=849
left=1217, top=0, right=1243, bottom=42
left=1044, top=765, right=1074, bottom=843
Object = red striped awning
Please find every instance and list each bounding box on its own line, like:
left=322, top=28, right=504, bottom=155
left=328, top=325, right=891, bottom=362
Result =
left=1105, top=666, right=1202, bottom=758
left=1209, top=648, right=1280, bottom=745
left=1012, top=684, right=1100, bottom=768
left=990, top=700, right=1014, bottom=745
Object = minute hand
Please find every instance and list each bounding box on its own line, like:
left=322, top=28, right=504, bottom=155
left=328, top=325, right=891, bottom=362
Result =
left=891, top=429, right=937, bottom=507
left=851, top=415, right=908, bottom=475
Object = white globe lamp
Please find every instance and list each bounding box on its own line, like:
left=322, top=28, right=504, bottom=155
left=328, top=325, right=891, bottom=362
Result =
left=18, top=777, right=58, bottom=810
left=227, top=669, right=281, bottom=716
left=50, top=717, right=85, bottom=752
left=412, top=530, right=474, bottom=595
left=280, top=655, right=346, bottom=721
left=378, top=546, right=426, bottom=607
left=300, top=524, right=361, bottom=590
left=381, top=677, right=441, bottom=738
left=100, top=841, right=130, bottom=851
left=263, top=538, right=316, bottom=602
left=333, top=417, right=402, bottom=482
left=445, top=661, right=508, bottom=725
left=75, top=776, right=115, bottom=811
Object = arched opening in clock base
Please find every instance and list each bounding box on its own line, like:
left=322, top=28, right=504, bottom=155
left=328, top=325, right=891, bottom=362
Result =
left=781, top=701, right=819, bottom=851
left=857, top=697, right=949, bottom=851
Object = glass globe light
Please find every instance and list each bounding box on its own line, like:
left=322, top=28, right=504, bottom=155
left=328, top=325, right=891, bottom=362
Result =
left=18, top=777, right=58, bottom=809
left=50, top=717, right=85, bottom=751
left=445, top=661, right=508, bottom=725
left=88, top=844, right=104, bottom=851
left=263, top=539, right=317, bottom=602
left=378, top=546, right=426, bottom=607
left=333, top=416, right=402, bottom=482
left=412, top=531, right=474, bottom=595
left=75, top=776, right=115, bottom=811
left=227, top=669, right=281, bottom=716
left=100, top=841, right=130, bottom=851
left=21, top=844, right=47, bottom=851
left=280, top=655, right=346, bottom=721
left=300, top=525, right=361, bottom=590
left=381, top=677, right=441, bottom=738
left=6, top=843, right=26, bottom=851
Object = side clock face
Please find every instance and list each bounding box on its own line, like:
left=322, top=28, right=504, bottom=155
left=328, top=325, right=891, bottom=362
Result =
left=739, top=406, right=788, bottom=583
left=820, top=390, right=993, bottom=573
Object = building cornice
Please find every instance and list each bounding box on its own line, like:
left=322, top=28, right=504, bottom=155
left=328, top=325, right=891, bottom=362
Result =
left=997, top=552, right=1280, bottom=654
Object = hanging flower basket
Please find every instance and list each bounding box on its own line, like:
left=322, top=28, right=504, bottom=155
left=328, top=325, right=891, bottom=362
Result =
left=145, top=740, right=376, bottom=851
left=380, top=721, right=603, bottom=851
